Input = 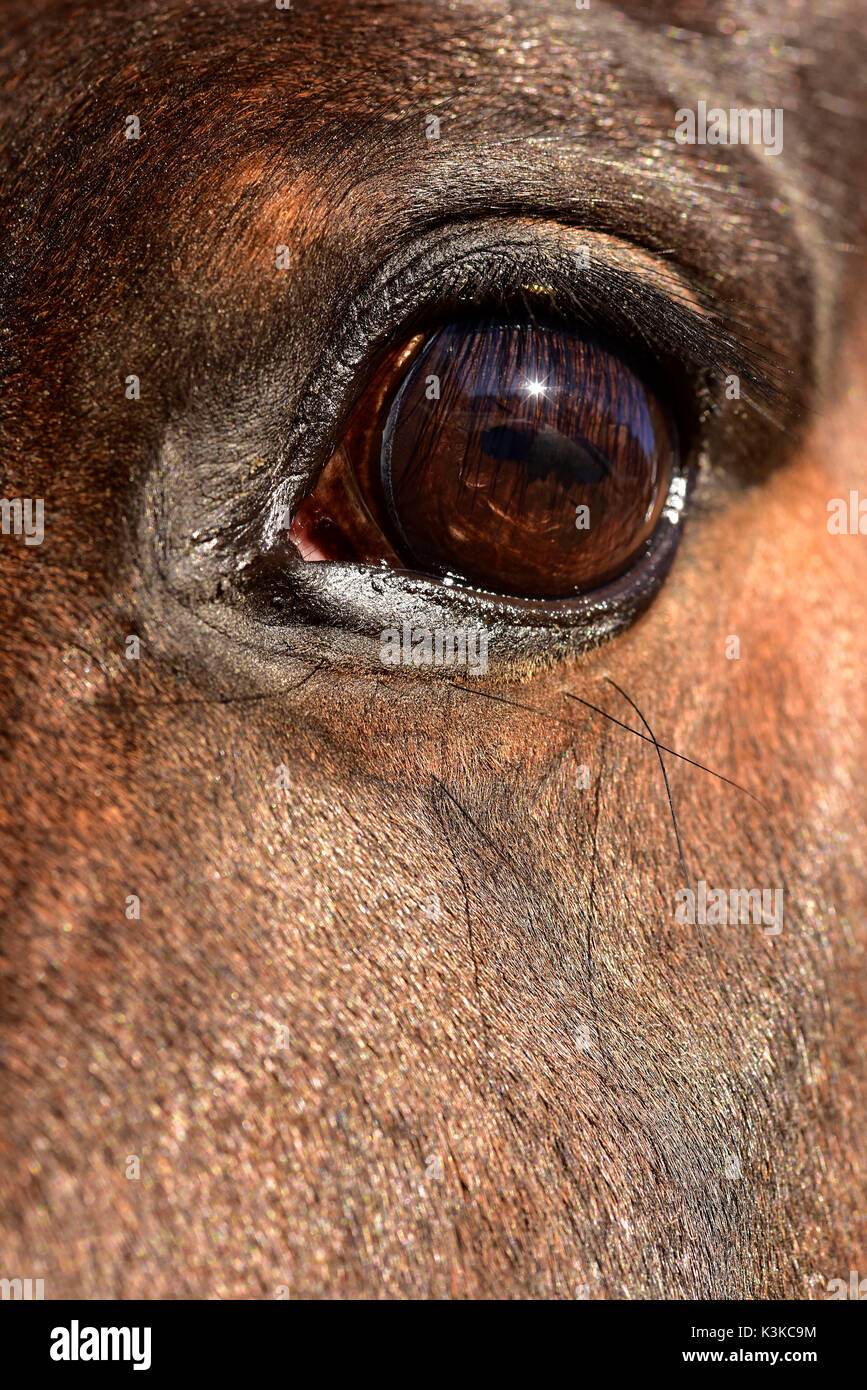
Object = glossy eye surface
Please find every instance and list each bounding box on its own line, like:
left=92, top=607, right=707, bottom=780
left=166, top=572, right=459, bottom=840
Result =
left=379, top=321, right=675, bottom=597
left=290, top=318, right=679, bottom=601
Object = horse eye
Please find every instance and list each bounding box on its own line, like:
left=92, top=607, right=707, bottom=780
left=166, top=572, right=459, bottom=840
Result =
left=289, top=319, right=679, bottom=601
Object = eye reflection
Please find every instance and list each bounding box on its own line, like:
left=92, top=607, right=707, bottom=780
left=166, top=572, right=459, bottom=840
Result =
left=289, top=318, right=679, bottom=600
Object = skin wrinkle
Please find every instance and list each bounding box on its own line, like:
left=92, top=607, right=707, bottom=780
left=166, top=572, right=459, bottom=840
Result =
left=0, top=0, right=866, bottom=1299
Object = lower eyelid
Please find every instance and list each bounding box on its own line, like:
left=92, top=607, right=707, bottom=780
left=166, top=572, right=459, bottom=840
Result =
left=246, top=449, right=691, bottom=663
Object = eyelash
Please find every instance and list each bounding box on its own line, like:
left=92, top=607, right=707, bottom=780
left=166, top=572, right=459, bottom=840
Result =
left=260, top=219, right=786, bottom=559
left=151, top=217, right=796, bottom=670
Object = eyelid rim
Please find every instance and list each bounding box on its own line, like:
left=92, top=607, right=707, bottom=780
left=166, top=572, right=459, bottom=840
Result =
left=247, top=397, right=691, bottom=661
left=148, top=215, right=797, bottom=652
left=260, top=215, right=795, bottom=556
left=251, top=453, right=688, bottom=642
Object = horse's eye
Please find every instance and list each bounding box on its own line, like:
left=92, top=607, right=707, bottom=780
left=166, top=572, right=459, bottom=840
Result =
left=289, top=319, right=679, bottom=601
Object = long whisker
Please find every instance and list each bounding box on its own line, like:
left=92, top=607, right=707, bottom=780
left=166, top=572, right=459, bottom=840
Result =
left=92, top=660, right=326, bottom=710
left=605, top=677, right=691, bottom=888
left=446, top=680, right=768, bottom=812
left=561, top=691, right=768, bottom=812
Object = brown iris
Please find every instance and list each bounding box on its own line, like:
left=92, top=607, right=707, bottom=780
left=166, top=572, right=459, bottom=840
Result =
left=290, top=319, right=677, bottom=599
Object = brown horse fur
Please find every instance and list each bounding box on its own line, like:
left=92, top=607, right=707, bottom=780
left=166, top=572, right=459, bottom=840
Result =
left=0, top=0, right=866, bottom=1298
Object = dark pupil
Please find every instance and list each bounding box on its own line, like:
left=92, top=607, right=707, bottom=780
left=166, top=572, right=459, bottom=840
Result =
left=380, top=321, right=676, bottom=599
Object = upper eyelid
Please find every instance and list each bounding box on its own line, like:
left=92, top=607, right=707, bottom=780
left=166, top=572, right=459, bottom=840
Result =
left=148, top=214, right=800, bottom=614
left=265, top=216, right=805, bottom=542
left=141, top=217, right=802, bottom=667
left=261, top=220, right=787, bottom=540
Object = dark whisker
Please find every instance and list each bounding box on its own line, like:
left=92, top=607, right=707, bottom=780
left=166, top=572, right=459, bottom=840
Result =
left=562, top=691, right=769, bottom=812
left=92, top=660, right=326, bottom=710
left=445, top=680, right=768, bottom=812
left=605, top=677, right=691, bottom=888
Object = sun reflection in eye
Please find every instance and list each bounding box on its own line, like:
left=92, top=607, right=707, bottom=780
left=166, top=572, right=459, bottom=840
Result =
left=294, top=318, right=679, bottom=600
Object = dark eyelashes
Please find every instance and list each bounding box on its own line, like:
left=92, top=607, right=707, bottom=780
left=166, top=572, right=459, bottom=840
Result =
left=281, top=217, right=799, bottom=521
left=149, top=216, right=801, bottom=637
left=355, top=254, right=792, bottom=459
